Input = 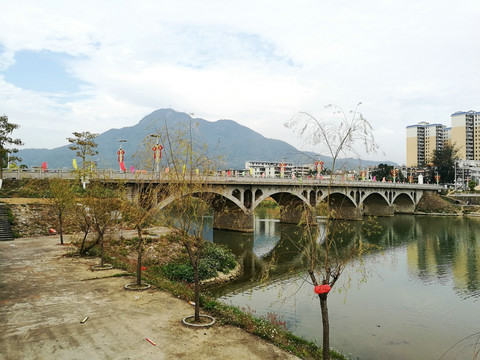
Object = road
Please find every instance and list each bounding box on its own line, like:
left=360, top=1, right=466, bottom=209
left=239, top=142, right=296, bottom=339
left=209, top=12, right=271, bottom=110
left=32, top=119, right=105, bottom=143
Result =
left=0, top=236, right=297, bottom=360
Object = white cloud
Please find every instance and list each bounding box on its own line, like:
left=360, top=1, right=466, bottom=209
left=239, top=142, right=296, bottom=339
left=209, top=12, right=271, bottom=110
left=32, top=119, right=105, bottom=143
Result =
left=0, top=0, right=479, bottom=164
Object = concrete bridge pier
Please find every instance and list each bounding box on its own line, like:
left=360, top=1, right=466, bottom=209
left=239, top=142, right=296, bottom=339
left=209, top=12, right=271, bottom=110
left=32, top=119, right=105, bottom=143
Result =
left=213, top=207, right=254, bottom=232
left=270, top=193, right=316, bottom=225
left=362, top=203, right=395, bottom=217
left=327, top=194, right=362, bottom=220
left=279, top=202, right=316, bottom=225
left=329, top=205, right=362, bottom=220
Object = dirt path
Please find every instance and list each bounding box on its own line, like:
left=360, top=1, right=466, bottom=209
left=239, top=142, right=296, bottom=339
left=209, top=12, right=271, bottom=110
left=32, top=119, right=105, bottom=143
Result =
left=0, top=236, right=298, bottom=360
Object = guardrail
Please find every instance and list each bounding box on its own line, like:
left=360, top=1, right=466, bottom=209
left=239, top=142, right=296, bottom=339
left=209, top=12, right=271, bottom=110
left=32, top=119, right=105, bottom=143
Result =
left=2, top=169, right=442, bottom=190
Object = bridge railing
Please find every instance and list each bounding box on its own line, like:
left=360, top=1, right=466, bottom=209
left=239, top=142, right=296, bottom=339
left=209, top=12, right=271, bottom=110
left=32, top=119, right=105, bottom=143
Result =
left=2, top=168, right=442, bottom=190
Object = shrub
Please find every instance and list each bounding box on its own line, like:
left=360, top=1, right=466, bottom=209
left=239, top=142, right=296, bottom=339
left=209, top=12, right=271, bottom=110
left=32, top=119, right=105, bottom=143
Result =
left=161, top=242, right=237, bottom=283
left=202, top=242, right=237, bottom=273
left=161, top=263, right=195, bottom=283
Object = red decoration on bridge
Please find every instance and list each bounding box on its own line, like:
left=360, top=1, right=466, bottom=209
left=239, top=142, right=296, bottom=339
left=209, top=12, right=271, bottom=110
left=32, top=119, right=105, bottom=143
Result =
left=314, top=284, right=331, bottom=294
left=117, top=149, right=125, bottom=163
left=152, top=145, right=163, bottom=160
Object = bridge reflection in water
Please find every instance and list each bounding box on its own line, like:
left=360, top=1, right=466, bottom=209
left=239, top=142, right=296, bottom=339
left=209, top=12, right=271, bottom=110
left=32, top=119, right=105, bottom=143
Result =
left=207, top=214, right=480, bottom=360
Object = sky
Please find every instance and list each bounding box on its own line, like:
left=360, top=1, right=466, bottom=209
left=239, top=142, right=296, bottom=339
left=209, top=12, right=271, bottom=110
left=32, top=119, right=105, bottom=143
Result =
left=0, top=0, right=479, bottom=165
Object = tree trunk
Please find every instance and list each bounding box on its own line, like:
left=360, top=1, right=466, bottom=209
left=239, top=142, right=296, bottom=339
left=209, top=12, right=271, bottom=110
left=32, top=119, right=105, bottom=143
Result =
left=193, top=262, right=200, bottom=322
left=320, top=294, right=330, bottom=360
left=136, top=228, right=143, bottom=286
left=136, top=249, right=142, bottom=285
left=100, top=234, right=104, bottom=266
left=58, top=209, right=64, bottom=245
left=79, top=227, right=89, bottom=254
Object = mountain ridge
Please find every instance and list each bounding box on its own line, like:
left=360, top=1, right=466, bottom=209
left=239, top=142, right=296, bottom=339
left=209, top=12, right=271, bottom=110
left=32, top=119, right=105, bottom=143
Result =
left=17, top=109, right=396, bottom=170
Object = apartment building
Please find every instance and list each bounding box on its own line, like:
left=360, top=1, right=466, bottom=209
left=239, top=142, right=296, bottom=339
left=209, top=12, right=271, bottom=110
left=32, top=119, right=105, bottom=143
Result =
left=406, top=110, right=480, bottom=167
left=406, top=122, right=445, bottom=167
left=450, top=110, right=480, bottom=160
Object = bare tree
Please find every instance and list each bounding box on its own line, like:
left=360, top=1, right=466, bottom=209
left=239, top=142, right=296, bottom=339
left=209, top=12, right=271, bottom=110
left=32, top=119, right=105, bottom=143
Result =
left=46, top=179, right=76, bottom=245
left=284, top=104, right=377, bottom=360
left=81, top=181, right=121, bottom=267
left=154, top=121, right=220, bottom=322
left=121, top=182, right=160, bottom=287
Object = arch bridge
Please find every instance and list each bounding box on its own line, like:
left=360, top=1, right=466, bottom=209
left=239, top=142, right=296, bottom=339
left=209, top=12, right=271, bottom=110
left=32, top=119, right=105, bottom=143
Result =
left=126, top=177, right=439, bottom=232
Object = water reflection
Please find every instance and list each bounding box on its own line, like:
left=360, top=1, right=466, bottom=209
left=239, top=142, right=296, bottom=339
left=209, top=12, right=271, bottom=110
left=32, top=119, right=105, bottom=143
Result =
left=207, top=214, right=480, bottom=360
left=210, top=215, right=480, bottom=299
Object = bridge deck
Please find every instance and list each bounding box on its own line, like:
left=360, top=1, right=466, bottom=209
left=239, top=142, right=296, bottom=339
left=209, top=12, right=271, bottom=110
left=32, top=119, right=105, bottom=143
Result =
left=2, top=169, right=441, bottom=191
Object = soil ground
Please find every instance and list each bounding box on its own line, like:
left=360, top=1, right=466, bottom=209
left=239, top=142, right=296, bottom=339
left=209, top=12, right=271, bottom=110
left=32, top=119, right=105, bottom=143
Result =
left=0, top=235, right=298, bottom=360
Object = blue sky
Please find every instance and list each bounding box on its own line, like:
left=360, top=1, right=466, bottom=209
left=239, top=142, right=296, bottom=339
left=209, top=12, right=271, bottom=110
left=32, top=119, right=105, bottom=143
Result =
left=1, top=0, right=479, bottom=164
left=3, top=50, right=86, bottom=93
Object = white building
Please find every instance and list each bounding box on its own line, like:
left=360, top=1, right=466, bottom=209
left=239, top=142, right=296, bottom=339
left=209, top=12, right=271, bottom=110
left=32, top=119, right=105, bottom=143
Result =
left=245, top=161, right=294, bottom=177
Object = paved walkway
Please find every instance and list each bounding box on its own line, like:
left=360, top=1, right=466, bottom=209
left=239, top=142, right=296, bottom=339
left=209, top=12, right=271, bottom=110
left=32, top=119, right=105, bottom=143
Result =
left=0, top=236, right=298, bottom=360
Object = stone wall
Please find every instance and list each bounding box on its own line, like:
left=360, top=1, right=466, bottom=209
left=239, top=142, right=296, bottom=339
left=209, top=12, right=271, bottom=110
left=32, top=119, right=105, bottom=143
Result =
left=6, top=203, right=53, bottom=237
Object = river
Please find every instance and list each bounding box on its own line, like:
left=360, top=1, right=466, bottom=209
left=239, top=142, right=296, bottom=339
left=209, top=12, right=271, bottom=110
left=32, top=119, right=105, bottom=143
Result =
left=205, top=213, right=480, bottom=360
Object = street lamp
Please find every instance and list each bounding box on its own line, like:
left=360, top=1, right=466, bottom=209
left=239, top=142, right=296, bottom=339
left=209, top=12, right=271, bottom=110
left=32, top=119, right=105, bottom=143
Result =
left=117, top=139, right=127, bottom=172
left=149, top=134, right=163, bottom=177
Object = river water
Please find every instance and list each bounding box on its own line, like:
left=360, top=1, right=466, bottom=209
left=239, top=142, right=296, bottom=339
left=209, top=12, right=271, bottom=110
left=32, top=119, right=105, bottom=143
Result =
left=205, top=214, right=480, bottom=360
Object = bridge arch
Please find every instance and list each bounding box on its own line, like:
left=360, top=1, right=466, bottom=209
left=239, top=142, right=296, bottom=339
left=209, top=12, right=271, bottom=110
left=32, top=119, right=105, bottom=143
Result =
left=319, top=191, right=360, bottom=220
left=157, top=188, right=254, bottom=232
left=253, top=189, right=314, bottom=225
left=392, top=193, right=416, bottom=213
left=362, top=192, right=393, bottom=217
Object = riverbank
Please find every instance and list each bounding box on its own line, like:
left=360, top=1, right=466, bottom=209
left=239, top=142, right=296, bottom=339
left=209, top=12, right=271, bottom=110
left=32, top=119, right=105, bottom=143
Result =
left=0, top=235, right=299, bottom=360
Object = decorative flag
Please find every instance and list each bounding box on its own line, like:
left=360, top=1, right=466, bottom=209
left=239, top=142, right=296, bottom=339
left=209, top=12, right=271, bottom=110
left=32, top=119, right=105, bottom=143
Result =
left=182, top=164, right=186, bottom=174
left=72, top=159, right=78, bottom=170
left=195, top=169, right=199, bottom=175
left=41, top=162, right=47, bottom=171
left=249, top=168, right=253, bottom=175
left=130, top=166, right=135, bottom=173
left=119, top=161, right=126, bottom=172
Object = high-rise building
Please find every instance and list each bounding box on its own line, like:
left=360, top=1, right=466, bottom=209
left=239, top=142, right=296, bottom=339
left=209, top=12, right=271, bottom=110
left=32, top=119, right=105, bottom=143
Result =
left=450, top=110, right=480, bottom=160
left=406, top=122, right=445, bottom=167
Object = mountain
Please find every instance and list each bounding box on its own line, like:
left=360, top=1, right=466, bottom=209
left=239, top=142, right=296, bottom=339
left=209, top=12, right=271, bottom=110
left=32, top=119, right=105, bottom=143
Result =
left=17, top=109, right=396, bottom=171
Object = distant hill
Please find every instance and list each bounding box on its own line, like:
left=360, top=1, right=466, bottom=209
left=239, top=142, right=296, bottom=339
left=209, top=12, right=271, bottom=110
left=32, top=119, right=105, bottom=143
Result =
left=17, top=109, right=396, bottom=171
